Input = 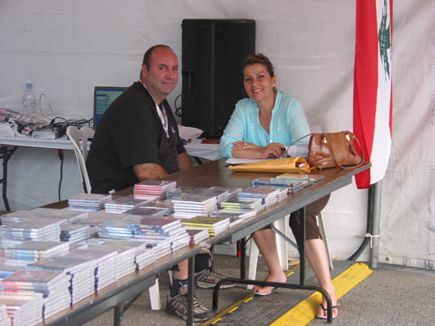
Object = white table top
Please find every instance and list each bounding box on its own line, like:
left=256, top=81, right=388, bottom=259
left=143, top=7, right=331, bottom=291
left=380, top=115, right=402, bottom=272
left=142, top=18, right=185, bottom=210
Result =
left=0, top=136, right=221, bottom=161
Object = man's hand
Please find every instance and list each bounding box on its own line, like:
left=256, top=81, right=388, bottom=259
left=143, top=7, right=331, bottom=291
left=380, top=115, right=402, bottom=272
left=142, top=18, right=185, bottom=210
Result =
left=133, top=163, right=167, bottom=181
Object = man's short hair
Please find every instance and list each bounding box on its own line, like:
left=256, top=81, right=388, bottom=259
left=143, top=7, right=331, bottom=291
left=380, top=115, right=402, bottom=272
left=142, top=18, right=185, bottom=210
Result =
left=142, top=44, right=171, bottom=69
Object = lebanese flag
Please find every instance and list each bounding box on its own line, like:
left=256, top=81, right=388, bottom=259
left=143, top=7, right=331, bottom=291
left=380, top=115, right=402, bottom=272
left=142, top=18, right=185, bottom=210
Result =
left=353, top=0, right=393, bottom=189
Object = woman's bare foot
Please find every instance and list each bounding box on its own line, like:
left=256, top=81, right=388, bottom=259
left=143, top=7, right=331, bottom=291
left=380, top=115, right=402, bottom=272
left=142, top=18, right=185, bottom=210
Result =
left=316, top=303, right=339, bottom=319
left=316, top=285, right=338, bottom=319
left=253, top=271, right=287, bottom=296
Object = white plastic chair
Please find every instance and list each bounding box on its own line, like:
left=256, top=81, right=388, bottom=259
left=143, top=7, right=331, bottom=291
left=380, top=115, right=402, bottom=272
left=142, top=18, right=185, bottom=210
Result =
left=66, top=126, right=94, bottom=193
left=66, top=125, right=162, bottom=310
left=247, top=213, right=332, bottom=289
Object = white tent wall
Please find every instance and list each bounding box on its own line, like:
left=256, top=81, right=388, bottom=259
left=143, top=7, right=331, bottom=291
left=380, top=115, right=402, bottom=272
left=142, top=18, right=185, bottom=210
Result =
left=0, top=0, right=433, bottom=268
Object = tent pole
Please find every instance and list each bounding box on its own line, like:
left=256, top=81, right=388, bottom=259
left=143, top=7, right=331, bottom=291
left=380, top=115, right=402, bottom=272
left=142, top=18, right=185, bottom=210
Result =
left=370, top=181, right=382, bottom=269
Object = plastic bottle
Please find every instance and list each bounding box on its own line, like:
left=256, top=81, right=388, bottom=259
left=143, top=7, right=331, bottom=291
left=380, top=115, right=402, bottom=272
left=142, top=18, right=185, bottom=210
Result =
left=23, top=82, right=38, bottom=114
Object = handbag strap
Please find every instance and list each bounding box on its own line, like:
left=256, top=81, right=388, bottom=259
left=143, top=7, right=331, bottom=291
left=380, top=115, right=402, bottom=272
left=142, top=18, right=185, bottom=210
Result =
left=284, top=133, right=312, bottom=157
left=351, top=132, right=366, bottom=164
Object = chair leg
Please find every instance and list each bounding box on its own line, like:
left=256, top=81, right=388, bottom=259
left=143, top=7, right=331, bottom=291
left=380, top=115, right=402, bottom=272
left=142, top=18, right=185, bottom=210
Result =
left=148, top=278, right=161, bottom=310
left=274, top=215, right=290, bottom=271
left=317, top=213, right=334, bottom=270
left=247, top=240, right=259, bottom=290
left=247, top=214, right=291, bottom=290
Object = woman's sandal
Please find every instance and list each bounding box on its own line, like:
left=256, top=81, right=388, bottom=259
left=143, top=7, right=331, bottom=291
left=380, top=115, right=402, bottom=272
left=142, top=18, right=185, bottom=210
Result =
left=316, top=303, right=339, bottom=320
left=253, top=286, right=275, bottom=296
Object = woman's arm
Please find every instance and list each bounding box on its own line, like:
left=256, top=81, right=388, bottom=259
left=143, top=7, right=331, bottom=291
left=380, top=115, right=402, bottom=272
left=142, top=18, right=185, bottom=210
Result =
left=231, top=141, right=285, bottom=159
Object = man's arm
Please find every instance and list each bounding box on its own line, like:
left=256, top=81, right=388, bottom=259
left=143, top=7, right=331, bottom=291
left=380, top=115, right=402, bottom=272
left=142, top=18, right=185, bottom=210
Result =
left=132, top=153, right=192, bottom=181
left=133, top=163, right=168, bottom=181
left=177, top=152, right=193, bottom=171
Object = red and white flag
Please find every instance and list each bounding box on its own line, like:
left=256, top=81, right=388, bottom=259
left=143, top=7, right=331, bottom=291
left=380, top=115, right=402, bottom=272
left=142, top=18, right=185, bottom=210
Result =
left=353, top=0, right=393, bottom=189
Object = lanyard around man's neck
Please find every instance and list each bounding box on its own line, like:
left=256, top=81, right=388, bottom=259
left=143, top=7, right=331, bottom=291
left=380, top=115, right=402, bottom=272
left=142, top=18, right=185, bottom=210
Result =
left=156, top=103, right=169, bottom=138
left=140, top=80, right=169, bottom=138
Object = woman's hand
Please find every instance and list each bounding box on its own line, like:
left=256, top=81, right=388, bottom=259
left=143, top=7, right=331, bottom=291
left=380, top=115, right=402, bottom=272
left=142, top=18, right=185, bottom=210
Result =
left=232, top=141, right=285, bottom=159
left=261, top=142, right=286, bottom=158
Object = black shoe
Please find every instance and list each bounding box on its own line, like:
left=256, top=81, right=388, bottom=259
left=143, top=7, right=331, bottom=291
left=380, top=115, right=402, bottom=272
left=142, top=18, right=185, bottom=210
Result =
left=166, top=285, right=212, bottom=321
left=196, top=269, right=236, bottom=289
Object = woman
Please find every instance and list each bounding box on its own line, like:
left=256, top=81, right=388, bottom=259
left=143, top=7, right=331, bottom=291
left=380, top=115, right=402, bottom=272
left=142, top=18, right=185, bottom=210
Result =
left=220, top=53, right=338, bottom=319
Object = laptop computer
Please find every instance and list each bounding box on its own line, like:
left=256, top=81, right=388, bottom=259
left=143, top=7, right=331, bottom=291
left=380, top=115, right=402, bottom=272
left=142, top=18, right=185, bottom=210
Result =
left=93, top=86, right=128, bottom=129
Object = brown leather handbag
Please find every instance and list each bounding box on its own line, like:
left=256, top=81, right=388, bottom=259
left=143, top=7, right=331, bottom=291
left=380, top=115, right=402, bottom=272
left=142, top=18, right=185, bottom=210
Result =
left=307, top=131, right=365, bottom=169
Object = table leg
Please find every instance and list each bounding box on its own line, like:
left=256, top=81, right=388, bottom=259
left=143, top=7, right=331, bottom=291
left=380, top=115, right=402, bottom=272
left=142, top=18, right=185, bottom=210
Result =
left=113, top=305, right=123, bottom=326
left=1, top=146, right=17, bottom=211
left=238, top=238, right=246, bottom=279
left=186, top=255, right=195, bottom=326
left=299, top=207, right=306, bottom=287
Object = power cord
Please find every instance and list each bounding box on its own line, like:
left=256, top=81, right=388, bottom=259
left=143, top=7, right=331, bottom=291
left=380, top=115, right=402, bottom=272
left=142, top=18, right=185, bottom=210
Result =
left=39, top=93, right=54, bottom=117
left=57, top=149, right=64, bottom=201
left=48, top=117, right=92, bottom=201
left=49, top=117, right=93, bottom=129
left=174, top=94, right=182, bottom=118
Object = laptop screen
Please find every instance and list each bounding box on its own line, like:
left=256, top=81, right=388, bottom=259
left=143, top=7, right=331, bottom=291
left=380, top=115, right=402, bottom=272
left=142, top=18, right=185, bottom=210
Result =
left=93, top=86, right=127, bottom=128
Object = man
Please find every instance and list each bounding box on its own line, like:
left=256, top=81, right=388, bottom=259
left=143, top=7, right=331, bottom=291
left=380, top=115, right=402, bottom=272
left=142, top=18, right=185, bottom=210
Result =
left=87, top=44, right=230, bottom=321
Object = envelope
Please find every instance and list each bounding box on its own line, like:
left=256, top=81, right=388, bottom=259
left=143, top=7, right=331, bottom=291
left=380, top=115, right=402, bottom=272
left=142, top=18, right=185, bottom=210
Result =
left=228, top=156, right=310, bottom=174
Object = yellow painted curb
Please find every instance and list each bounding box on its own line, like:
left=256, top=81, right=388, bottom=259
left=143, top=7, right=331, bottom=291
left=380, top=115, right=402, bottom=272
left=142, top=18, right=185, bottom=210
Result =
left=270, top=263, right=373, bottom=326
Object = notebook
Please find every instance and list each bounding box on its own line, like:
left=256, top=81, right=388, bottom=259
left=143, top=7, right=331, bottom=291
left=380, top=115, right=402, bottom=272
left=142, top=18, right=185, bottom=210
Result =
left=93, top=86, right=128, bottom=128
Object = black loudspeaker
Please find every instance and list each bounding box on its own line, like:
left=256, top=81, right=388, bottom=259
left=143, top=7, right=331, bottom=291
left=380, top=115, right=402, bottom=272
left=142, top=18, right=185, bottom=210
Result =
left=181, top=19, right=256, bottom=138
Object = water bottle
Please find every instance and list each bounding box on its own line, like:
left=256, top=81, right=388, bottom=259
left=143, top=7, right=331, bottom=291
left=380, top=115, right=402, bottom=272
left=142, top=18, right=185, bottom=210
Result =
left=23, top=82, right=38, bottom=114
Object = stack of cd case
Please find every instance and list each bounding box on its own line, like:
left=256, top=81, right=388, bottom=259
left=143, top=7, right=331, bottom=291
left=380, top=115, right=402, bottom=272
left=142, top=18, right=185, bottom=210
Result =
left=60, top=224, right=91, bottom=243
left=0, top=292, right=44, bottom=326
left=104, top=195, right=150, bottom=214
left=67, top=193, right=112, bottom=212
left=66, top=247, right=118, bottom=293
left=171, top=193, right=218, bottom=219
left=27, top=255, right=97, bottom=305
left=3, top=241, right=70, bottom=264
left=0, top=269, right=70, bottom=320
left=133, top=180, right=177, bottom=200
left=1, top=217, right=65, bottom=242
